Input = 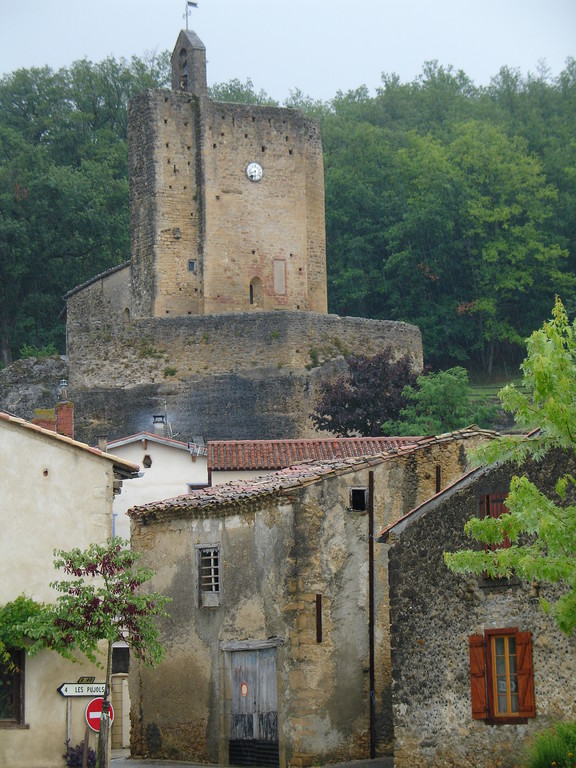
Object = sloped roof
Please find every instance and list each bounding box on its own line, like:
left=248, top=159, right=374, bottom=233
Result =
left=378, top=464, right=490, bottom=543
left=130, top=427, right=499, bottom=524
left=208, top=436, right=421, bottom=471
left=63, top=261, right=131, bottom=300
left=378, top=428, right=537, bottom=543
left=0, top=411, right=139, bottom=478
left=107, top=431, right=207, bottom=456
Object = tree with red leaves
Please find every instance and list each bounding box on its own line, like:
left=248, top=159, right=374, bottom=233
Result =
left=311, top=350, right=419, bottom=436
left=49, top=539, right=170, bottom=768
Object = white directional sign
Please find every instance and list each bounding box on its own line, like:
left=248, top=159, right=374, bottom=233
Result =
left=57, top=683, right=106, bottom=697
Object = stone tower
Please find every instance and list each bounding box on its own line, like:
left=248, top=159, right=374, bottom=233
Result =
left=128, top=29, right=327, bottom=321
left=63, top=30, right=422, bottom=444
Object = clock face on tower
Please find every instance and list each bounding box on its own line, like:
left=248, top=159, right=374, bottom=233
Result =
left=246, top=162, right=263, bottom=182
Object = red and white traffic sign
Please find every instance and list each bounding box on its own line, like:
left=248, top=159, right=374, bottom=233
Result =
left=85, top=697, right=115, bottom=733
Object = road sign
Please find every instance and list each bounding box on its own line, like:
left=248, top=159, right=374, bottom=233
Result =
left=58, top=682, right=106, bottom=697
left=85, top=698, right=115, bottom=733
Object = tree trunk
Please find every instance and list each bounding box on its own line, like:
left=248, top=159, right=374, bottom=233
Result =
left=97, top=641, right=114, bottom=768
left=0, top=333, right=12, bottom=367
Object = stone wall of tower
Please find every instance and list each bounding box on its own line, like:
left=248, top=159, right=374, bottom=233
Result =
left=128, top=90, right=327, bottom=319
left=128, top=90, right=204, bottom=319
left=201, top=100, right=327, bottom=314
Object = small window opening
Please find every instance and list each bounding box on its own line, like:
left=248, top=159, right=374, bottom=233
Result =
left=112, top=646, right=130, bottom=674
left=188, top=260, right=197, bottom=274
left=198, top=545, right=221, bottom=607
left=350, top=487, right=368, bottom=511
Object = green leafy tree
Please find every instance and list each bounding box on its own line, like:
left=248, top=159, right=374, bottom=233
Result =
left=48, top=539, right=169, bottom=768
left=445, top=298, right=576, bottom=634
left=209, top=77, right=278, bottom=106
left=0, top=55, right=168, bottom=363
left=383, top=366, right=498, bottom=435
left=0, top=595, right=50, bottom=672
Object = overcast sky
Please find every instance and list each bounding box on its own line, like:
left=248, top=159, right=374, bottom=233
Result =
left=0, top=0, right=574, bottom=101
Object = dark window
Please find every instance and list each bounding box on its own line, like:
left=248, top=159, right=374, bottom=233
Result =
left=0, top=650, right=25, bottom=727
left=112, top=646, right=130, bottom=675
left=350, top=487, right=368, bottom=512
left=469, top=629, right=535, bottom=723
left=188, top=483, right=208, bottom=493
left=188, top=260, right=197, bottom=273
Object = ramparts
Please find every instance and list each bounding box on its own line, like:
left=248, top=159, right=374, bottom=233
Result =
left=65, top=308, right=422, bottom=444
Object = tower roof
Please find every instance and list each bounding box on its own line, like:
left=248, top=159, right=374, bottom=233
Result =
left=171, top=29, right=207, bottom=95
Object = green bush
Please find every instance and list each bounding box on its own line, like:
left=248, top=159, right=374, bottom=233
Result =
left=524, top=722, right=576, bottom=768
left=19, top=342, right=58, bottom=359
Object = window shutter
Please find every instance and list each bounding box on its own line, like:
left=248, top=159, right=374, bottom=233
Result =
left=468, top=635, right=488, bottom=719
left=516, top=631, right=536, bottom=717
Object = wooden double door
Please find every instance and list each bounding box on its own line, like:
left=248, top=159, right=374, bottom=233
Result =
left=229, top=647, right=279, bottom=767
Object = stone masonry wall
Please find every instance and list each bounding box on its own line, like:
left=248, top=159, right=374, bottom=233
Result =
left=387, top=452, right=576, bottom=768
left=201, top=99, right=327, bottom=314
left=129, top=435, right=491, bottom=766
left=65, top=287, right=423, bottom=443
left=127, top=91, right=327, bottom=319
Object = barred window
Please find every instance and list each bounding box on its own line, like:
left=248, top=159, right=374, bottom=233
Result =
left=197, top=545, right=221, bottom=607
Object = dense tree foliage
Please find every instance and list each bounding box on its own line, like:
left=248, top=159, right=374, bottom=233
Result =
left=311, top=350, right=417, bottom=436
left=445, top=299, right=576, bottom=635
left=1, top=53, right=575, bottom=373
left=382, top=367, right=499, bottom=436
left=0, top=54, right=170, bottom=364
left=322, top=61, right=576, bottom=373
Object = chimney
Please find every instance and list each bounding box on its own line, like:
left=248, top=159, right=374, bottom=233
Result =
left=56, top=402, right=74, bottom=439
left=32, top=408, right=56, bottom=432
left=153, top=414, right=166, bottom=436
left=97, top=436, right=108, bottom=453
left=57, top=379, right=68, bottom=401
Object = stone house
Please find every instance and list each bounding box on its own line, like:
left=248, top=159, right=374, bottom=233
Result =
left=128, top=428, right=495, bottom=767
left=380, top=452, right=576, bottom=768
left=0, top=412, right=139, bottom=767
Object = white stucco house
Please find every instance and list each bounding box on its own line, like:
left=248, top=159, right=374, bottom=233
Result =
left=0, top=411, right=139, bottom=768
left=106, top=431, right=208, bottom=540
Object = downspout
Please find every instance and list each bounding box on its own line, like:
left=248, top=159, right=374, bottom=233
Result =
left=368, top=470, right=375, bottom=759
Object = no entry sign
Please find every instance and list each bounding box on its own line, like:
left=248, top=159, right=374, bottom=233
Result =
left=85, top=697, right=115, bottom=732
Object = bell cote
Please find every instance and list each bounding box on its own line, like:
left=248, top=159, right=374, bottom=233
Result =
left=171, top=29, right=207, bottom=96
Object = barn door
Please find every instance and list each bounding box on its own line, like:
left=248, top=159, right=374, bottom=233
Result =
left=229, top=647, right=279, bottom=767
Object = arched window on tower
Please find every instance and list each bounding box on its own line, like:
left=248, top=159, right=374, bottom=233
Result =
left=250, top=277, right=263, bottom=307
left=179, top=48, right=188, bottom=90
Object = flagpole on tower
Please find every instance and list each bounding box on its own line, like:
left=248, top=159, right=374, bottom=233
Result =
left=184, top=1, right=198, bottom=31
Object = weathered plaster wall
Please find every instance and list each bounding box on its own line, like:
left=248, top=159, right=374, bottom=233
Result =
left=0, top=418, right=121, bottom=768
left=386, top=453, right=576, bottom=768
left=129, top=434, right=487, bottom=766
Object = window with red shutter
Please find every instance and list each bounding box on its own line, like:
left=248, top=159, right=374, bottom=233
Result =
left=468, top=628, right=535, bottom=722
left=468, top=635, right=488, bottom=719
left=480, top=492, right=511, bottom=550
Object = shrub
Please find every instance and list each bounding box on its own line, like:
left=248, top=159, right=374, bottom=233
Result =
left=524, top=722, right=576, bottom=768
left=19, top=342, right=58, bottom=359
left=62, top=740, right=96, bottom=768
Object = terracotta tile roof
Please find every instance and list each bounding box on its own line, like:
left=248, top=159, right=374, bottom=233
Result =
left=130, top=427, right=499, bottom=524
left=208, top=436, right=422, bottom=471
left=0, top=411, right=140, bottom=477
